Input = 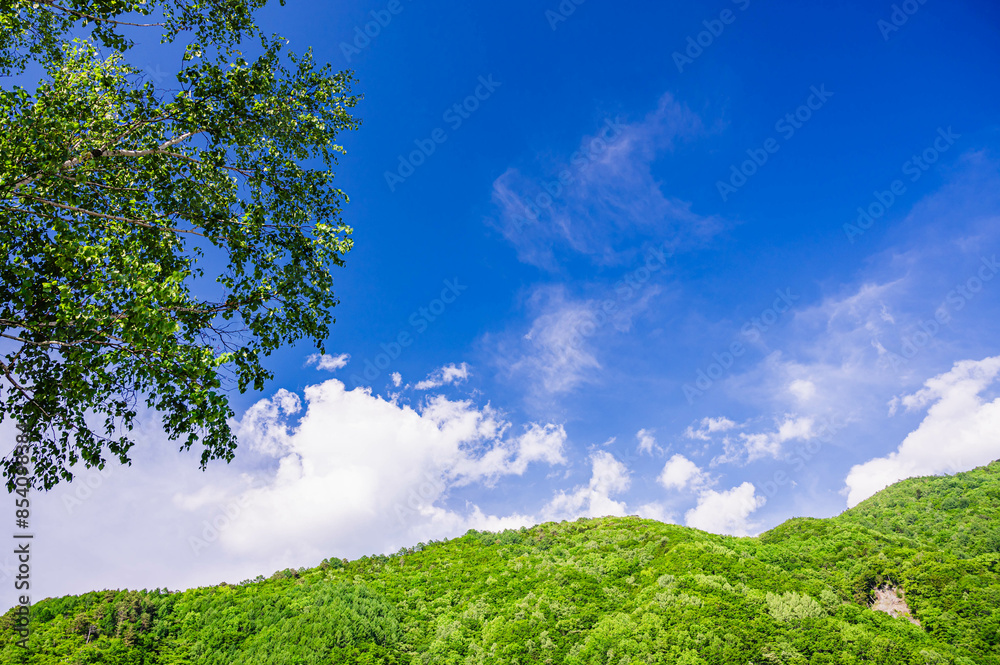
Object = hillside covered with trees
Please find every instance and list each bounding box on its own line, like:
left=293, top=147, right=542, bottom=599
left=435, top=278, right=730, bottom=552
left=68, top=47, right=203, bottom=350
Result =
left=3, top=460, right=999, bottom=664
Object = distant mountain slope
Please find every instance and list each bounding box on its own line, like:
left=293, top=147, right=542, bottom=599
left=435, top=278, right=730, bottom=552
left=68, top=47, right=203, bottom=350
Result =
left=2, top=461, right=999, bottom=664
left=838, top=459, right=1000, bottom=558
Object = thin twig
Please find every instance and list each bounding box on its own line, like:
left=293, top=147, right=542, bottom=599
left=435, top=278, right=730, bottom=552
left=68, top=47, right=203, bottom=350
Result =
left=13, top=195, right=209, bottom=237
left=38, top=1, right=171, bottom=29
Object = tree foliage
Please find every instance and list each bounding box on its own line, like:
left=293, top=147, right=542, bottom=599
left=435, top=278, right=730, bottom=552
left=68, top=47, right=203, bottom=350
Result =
left=0, top=0, right=360, bottom=489
left=2, top=460, right=999, bottom=663
left=765, top=590, right=826, bottom=623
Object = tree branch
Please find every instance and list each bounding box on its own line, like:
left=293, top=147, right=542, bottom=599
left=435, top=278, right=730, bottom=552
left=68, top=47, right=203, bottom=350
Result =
left=10, top=127, right=203, bottom=193
left=0, top=358, right=53, bottom=423
left=52, top=173, right=151, bottom=194
left=11, top=196, right=209, bottom=237
left=0, top=332, right=102, bottom=349
left=37, top=1, right=172, bottom=29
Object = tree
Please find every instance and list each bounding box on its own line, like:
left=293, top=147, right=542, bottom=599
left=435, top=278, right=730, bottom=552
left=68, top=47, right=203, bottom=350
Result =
left=764, top=591, right=825, bottom=623
left=0, top=0, right=360, bottom=490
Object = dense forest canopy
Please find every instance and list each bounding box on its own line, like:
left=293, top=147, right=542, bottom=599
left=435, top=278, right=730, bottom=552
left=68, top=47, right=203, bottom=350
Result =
left=2, top=460, right=998, bottom=663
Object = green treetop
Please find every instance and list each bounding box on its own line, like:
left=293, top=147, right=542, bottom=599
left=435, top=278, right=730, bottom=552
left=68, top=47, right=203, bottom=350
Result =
left=0, top=0, right=360, bottom=489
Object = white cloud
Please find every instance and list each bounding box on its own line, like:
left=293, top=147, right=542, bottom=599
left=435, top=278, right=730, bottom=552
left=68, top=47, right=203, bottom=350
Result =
left=844, top=356, right=1000, bottom=507
left=391, top=372, right=402, bottom=387
left=887, top=395, right=902, bottom=417
left=234, top=388, right=302, bottom=457
left=501, top=282, right=666, bottom=400
left=684, top=416, right=737, bottom=441
left=216, top=380, right=571, bottom=560
left=451, top=423, right=569, bottom=482
left=414, top=362, right=470, bottom=390
left=634, top=502, right=674, bottom=523
left=879, top=302, right=895, bottom=324
left=305, top=353, right=350, bottom=371
left=489, top=93, right=722, bottom=269
left=722, top=277, right=912, bottom=420
left=542, top=451, right=630, bottom=520
left=504, top=273, right=661, bottom=403
left=704, top=415, right=817, bottom=467
left=679, top=414, right=816, bottom=467
left=684, top=482, right=766, bottom=536
left=636, top=428, right=659, bottom=455
left=658, top=454, right=711, bottom=491
left=788, top=379, right=816, bottom=402
left=507, top=287, right=602, bottom=394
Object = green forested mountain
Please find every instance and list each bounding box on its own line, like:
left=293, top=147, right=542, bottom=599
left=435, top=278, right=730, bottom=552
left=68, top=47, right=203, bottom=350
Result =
left=3, top=461, right=999, bottom=664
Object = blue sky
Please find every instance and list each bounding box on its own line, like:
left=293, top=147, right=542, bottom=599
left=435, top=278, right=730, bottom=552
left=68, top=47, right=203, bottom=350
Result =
left=4, top=0, right=1000, bottom=607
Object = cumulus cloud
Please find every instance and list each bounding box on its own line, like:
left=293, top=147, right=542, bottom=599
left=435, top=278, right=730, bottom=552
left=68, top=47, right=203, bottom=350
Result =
left=649, top=455, right=766, bottom=536
left=710, top=415, right=817, bottom=466
left=14, top=381, right=591, bottom=608
left=658, top=454, right=712, bottom=491
left=684, top=416, right=737, bottom=441
left=634, top=502, right=674, bottom=523
left=684, top=482, right=766, bottom=536
left=234, top=388, right=302, bottom=457
left=414, top=363, right=471, bottom=390
left=844, top=356, right=1000, bottom=507
left=218, top=380, right=570, bottom=559
left=452, top=423, right=570, bottom=482
left=542, top=451, right=631, bottom=520
left=636, top=428, right=659, bottom=455
left=305, top=353, right=350, bottom=371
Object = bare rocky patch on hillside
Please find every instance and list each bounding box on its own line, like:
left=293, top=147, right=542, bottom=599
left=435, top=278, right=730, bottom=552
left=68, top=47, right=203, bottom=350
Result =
left=871, top=585, right=920, bottom=626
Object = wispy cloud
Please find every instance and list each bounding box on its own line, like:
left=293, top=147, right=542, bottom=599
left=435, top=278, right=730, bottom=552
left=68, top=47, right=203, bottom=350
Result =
left=503, top=286, right=603, bottom=395
left=489, top=93, right=723, bottom=269
left=500, top=279, right=664, bottom=400
left=713, top=157, right=1000, bottom=452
